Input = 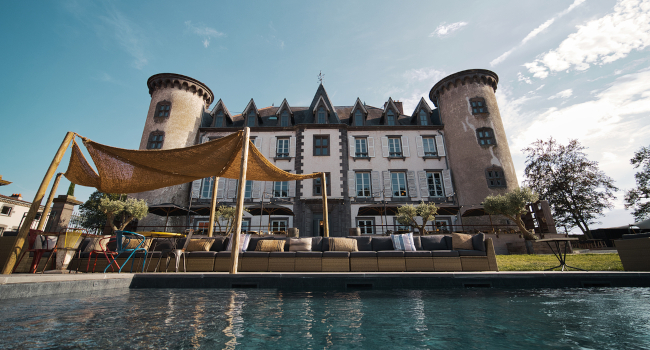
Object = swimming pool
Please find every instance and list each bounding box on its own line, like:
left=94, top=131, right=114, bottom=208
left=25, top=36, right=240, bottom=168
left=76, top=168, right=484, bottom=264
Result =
left=1, top=288, right=649, bottom=349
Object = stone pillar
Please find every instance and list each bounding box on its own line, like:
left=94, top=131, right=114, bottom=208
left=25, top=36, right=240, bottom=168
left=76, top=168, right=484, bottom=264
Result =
left=45, top=195, right=83, bottom=233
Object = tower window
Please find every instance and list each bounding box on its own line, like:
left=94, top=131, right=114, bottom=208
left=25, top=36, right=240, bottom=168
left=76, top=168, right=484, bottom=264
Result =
left=386, top=110, right=395, bottom=126
left=486, top=167, right=506, bottom=188
left=354, top=110, right=364, bottom=126
left=281, top=110, right=289, bottom=127
left=147, top=131, right=164, bottom=149
left=477, top=127, right=496, bottom=146
left=470, top=98, right=488, bottom=115
left=155, top=102, right=171, bottom=118
left=317, top=107, right=327, bottom=124
left=419, top=109, right=429, bottom=125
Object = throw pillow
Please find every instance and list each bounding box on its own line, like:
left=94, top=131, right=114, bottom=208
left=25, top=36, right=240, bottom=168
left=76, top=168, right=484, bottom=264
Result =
left=83, top=235, right=111, bottom=253
left=226, top=233, right=251, bottom=253
left=255, top=239, right=285, bottom=252
left=391, top=232, right=417, bottom=251
left=288, top=238, right=312, bottom=252
left=472, top=233, right=486, bottom=252
left=329, top=238, right=358, bottom=252
left=186, top=238, right=215, bottom=252
left=123, top=237, right=152, bottom=250
left=452, top=233, right=474, bottom=250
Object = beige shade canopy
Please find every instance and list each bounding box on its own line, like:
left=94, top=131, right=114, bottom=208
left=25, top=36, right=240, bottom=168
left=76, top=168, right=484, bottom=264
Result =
left=64, top=131, right=321, bottom=193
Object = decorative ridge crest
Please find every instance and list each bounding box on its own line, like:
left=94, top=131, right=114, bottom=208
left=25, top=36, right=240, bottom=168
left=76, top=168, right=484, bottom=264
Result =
left=429, top=69, right=499, bottom=107
left=147, top=73, right=214, bottom=106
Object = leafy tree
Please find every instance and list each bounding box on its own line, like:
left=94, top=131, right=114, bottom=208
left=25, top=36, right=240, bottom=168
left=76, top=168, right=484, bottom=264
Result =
left=78, top=191, right=123, bottom=229
left=396, top=201, right=438, bottom=235
left=99, top=197, right=149, bottom=232
left=212, top=205, right=250, bottom=235
left=483, top=187, right=539, bottom=240
left=523, top=138, right=618, bottom=236
left=625, top=145, right=650, bottom=221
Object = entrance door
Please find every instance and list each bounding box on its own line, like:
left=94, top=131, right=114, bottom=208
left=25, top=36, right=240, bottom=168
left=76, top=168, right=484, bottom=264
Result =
left=312, top=213, right=324, bottom=237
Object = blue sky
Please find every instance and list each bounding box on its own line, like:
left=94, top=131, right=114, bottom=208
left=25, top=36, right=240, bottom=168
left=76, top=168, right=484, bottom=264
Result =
left=1, top=0, right=649, bottom=231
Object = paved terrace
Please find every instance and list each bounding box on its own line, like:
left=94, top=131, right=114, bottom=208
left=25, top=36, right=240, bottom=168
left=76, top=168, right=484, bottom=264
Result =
left=1, top=272, right=650, bottom=300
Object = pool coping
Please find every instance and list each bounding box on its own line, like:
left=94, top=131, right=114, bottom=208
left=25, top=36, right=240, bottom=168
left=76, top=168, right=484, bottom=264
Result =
left=1, top=271, right=650, bottom=299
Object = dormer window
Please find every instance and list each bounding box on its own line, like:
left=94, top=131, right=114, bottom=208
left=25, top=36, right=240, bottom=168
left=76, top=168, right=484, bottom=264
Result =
left=247, top=110, right=256, bottom=127
left=214, top=111, right=224, bottom=127
left=419, top=110, right=429, bottom=126
left=354, top=110, right=364, bottom=126
left=387, top=110, right=395, bottom=126
left=470, top=98, right=488, bottom=115
left=317, top=107, right=327, bottom=124
left=280, top=111, right=289, bottom=127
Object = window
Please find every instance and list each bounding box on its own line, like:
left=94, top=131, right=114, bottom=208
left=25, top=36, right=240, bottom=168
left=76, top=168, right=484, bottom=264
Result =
left=434, top=218, right=451, bottom=233
left=247, top=110, right=256, bottom=127
left=470, top=98, right=488, bottom=115
left=357, top=219, right=374, bottom=234
left=427, top=172, right=444, bottom=197
left=313, top=173, right=331, bottom=196
left=486, top=167, right=506, bottom=187
left=201, top=177, right=214, bottom=199
left=271, top=220, right=288, bottom=232
left=354, top=110, right=364, bottom=126
left=274, top=181, right=289, bottom=197
left=388, top=137, right=402, bottom=157
left=280, top=111, right=289, bottom=127
left=244, top=180, right=253, bottom=198
left=387, top=110, right=395, bottom=126
left=317, top=107, right=326, bottom=124
left=241, top=219, right=251, bottom=233
left=356, top=172, right=371, bottom=197
left=155, top=102, right=171, bottom=118
left=423, top=137, right=437, bottom=156
left=355, top=137, right=368, bottom=157
left=214, top=111, right=224, bottom=127
left=276, top=138, right=290, bottom=157
left=0, top=206, right=12, bottom=216
left=314, top=135, right=329, bottom=156
left=147, top=132, right=164, bottom=149
left=477, top=128, right=496, bottom=146
left=419, top=109, right=429, bottom=125
left=391, top=172, right=408, bottom=197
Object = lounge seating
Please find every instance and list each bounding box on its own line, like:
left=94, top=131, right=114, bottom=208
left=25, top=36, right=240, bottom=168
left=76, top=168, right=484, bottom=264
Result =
left=615, top=233, right=650, bottom=271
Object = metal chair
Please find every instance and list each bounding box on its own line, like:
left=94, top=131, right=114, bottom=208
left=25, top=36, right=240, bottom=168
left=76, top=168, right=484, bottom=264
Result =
left=87, top=236, right=120, bottom=273
left=165, top=230, right=194, bottom=272
left=13, top=229, right=55, bottom=273
left=105, top=231, right=147, bottom=273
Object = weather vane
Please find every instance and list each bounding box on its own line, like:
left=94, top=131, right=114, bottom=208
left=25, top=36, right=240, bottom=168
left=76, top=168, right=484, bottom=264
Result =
left=318, top=71, right=324, bottom=85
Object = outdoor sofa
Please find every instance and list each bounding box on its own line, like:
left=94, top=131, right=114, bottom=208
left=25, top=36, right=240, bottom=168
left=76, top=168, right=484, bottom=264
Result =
left=614, top=233, right=650, bottom=271
left=68, top=233, right=498, bottom=273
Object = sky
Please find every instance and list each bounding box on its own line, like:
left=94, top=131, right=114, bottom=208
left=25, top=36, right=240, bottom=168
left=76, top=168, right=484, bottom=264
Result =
left=1, top=0, right=649, bottom=232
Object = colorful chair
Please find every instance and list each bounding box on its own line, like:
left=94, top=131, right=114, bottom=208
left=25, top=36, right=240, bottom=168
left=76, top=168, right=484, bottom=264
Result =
left=105, top=231, right=147, bottom=273
left=87, top=236, right=120, bottom=273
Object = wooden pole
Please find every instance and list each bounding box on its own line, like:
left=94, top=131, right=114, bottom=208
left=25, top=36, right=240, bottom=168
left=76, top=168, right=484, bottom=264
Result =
left=229, top=128, right=250, bottom=274
left=2, top=131, right=75, bottom=275
left=36, top=172, right=63, bottom=231
left=321, top=172, right=329, bottom=237
left=208, top=176, right=219, bottom=237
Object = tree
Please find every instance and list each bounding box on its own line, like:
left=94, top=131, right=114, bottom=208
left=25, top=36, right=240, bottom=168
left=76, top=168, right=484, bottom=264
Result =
left=396, top=201, right=438, bottom=235
left=98, top=197, right=149, bottom=232
left=212, top=205, right=250, bottom=235
left=523, top=138, right=618, bottom=236
left=78, top=191, right=123, bottom=229
left=66, top=183, right=75, bottom=196
left=625, top=145, right=650, bottom=221
left=483, top=187, right=539, bottom=240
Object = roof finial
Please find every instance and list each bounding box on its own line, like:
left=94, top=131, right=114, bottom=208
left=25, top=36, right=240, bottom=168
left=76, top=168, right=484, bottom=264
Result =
left=318, top=71, right=325, bottom=85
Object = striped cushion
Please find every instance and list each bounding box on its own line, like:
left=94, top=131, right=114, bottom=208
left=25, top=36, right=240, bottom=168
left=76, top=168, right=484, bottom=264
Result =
left=226, top=234, right=251, bottom=253
left=255, top=239, right=285, bottom=252
left=288, top=238, right=312, bottom=252
left=329, top=238, right=358, bottom=252
left=391, top=233, right=416, bottom=251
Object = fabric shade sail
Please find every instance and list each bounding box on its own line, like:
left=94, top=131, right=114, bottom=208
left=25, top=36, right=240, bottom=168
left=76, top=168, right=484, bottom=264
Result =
left=64, top=131, right=321, bottom=193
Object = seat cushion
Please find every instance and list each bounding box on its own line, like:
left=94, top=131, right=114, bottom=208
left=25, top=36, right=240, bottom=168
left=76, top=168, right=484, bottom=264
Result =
left=311, top=237, right=324, bottom=251
left=186, top=238, right=216, bottom=252
left=295, top=251, right=322, bottom=257
left=348, top=236, right=373, bottom=251
left=242, top=251, right=270, bottom=257
left=216, top=251, right=243, bottom=257
left=377, top=250, right=405, bottom=257
left=210, top=236, right=228, bottom=251
left=151, top=239, right=175, bottom=251
left=329, top=238, right=358, bottom=252
left=452, top=233, right=474, bottom=250
left=255, top=240, right=285, bottom=252
left=404, top=251, right=432, bottom=257
left=187, top=251, right=218, bottom=258
left=323, top=251, right=350, bottom=258
left=412, top=236, right=423, bottom=250
left=247, top=237, right=275, bottom=251
left=288, top=238, right=312, bottom=252
left=431, top=250, right=460, bottom=257
left=472, top=233, right=486, bottom=252
left=269, top=251, right=296, bottom=257
left=458, top=250, right=487, bottom=256
left=350, top=251, right=377, bottom=257
left=371, top=237, right=394, bottom=251
left=226, top=234, right=251, bottom=252
left=421, top=235, right=449, bottom=250
left=391, top=233, right=417, bottom=251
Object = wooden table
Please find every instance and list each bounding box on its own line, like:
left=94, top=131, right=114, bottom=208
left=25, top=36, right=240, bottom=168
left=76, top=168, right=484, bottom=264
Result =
left=535, top=238, right=585, bottom=271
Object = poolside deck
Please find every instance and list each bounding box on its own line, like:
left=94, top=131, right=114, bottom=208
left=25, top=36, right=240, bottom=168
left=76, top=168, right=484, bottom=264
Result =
left=2, top=271, right=650, bottom=300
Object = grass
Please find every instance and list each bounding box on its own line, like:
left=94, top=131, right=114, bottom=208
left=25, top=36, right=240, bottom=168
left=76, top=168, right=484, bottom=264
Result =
left=496, top=253, right=623, bottom=271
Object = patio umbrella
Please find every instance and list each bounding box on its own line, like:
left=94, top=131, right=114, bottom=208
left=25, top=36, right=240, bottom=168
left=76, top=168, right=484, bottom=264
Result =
left=148, top=203, right=197, bottom=231
left=461, top=207, right=489, bottom=217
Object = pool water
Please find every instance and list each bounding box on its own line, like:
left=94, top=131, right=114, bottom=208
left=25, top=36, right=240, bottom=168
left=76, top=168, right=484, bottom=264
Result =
left=1, top=288, right=649, bottom=349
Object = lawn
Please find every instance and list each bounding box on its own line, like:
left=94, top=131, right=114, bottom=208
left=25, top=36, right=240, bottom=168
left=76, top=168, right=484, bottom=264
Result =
left=496, top=253, right=623, bottom=271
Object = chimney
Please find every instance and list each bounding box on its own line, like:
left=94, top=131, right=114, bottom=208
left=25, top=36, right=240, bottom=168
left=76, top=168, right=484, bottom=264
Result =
left=11, top=193, right=22, bottom=200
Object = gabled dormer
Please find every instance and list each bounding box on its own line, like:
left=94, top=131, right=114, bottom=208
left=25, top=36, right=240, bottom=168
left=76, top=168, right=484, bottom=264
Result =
left=411, top=97, right=433, bottom=126
left=275, top=98, right=294, bottom=127
left=211, top=99, right=233, bottom=127
left=242, top=99, right=262, bottom=127
left=381, top=97, right=401, bottom=126
left=309, top=84, right=339, bottom=124
left=349, top=98, right=368, bottom=126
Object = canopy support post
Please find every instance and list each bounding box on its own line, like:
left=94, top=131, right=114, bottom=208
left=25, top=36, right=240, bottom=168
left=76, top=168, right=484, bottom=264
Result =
left=321, top=172, right=329, bottom=237
left=208, top=176, right=220, bottom=237
left=230, top=128, right=250, bottom=274
left=36, top=172, right=64, bottom=231
left=2, top=131, right=75, bottom=275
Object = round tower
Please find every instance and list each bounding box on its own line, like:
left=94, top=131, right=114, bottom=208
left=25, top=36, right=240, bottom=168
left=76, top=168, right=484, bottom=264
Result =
left=429, top=69, right=518, bottom=211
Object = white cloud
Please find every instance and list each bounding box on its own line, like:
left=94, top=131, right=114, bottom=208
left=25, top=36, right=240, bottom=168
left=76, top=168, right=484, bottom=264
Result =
left=517, top=72, right=532, bottom=84
left=430, top=22, right=467, bottom=38
left=548, top=89, right=573, bottom=99
left=491, top=0, right=585, bottom=67
left=525, top=0, right=650, bottom=78
left=98, top=8, right=148, bottom=69
left=185, top=21, right=225, bottom=48
left=403, top=68, right=446, bottom=83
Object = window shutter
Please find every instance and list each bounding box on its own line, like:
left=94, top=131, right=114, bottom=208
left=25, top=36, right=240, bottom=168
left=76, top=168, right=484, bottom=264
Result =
left=269, top=137, right=277, bottom=157
left=289, top=137, right=296, bottom=158
left=252, top=181, right=261, bottom=198
left=227, top=179, right=238, bottom=199
left=381, top=137, right=389, bottom=157
left=401, top=136, right=410, bottom=157
left=371, top=171, right=381, bottom=198
left=253, top=137, right=262, bottom=151
left=191, top=180, right=202, bottom=199
left=289, top=180, right=296, bottom=198
left=418, top=171, right=429, bottom=198
left=435, top=135, right=446, bottom=157
left=264, top=181, right=273, bottom=198
left=416, top=136, right=424, bottom=157
left=349, top=136, right=355, bottom=157
left=217, top=177, right=226, bottom=199
left=368, top=137, right=375, bottom=157
left=383, top=171, right=392, bottom=197
left=442, top=169, right=453, bottom=196
left=347, top=170, right=356, bottom=198
left=407, top=171, right=418, bottom=198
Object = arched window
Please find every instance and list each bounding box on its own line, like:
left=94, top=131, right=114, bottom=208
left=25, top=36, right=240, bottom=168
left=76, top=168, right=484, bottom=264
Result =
left=155, top=101, right=171, bottom=119
left=485, top=166, right=506, bottom=188
left=470, top=97, right=488, bottom=115
left=317, top=107, right=326, bottom=124
left=354, top=110, right=363, bottom=126
left=386, top=110, right=395, bottom=126
left=281, top=110, right=289, bottom=127
left=214, top=111, right=224, bottom=127
left=147, top=131, right=164, bottom=149
left=476, top=127, right=496, bottom=146
left=247, top=110, right=256, bottom=127
left=419, top=109, right=429, bottom=125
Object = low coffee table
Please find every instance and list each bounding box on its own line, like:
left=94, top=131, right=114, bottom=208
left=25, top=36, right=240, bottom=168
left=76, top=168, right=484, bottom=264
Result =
left=535, top=238, right=584, bottom=271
